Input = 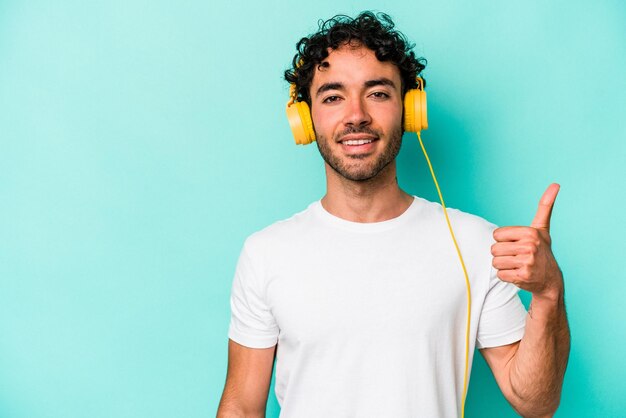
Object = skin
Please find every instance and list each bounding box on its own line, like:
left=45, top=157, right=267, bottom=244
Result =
left=217, top=44, right=570, bottom=417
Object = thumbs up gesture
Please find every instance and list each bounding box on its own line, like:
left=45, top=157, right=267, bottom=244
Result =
left=491, top=184, right=564, bottom=299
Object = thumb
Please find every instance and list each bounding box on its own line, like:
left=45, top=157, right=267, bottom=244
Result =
left=531, top=183, right=560, bottom=231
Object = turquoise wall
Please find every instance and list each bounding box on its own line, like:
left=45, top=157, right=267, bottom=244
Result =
left=1, top=1, right=624, bottom=417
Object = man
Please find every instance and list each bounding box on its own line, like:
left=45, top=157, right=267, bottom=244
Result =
left=217, top=12, right=569, bottom=418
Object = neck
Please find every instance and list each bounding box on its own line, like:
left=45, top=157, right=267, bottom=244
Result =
left=321, top=161, right=414, bottom=223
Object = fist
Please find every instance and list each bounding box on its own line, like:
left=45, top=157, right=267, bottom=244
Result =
left=491, top=184, right=563, bottom=298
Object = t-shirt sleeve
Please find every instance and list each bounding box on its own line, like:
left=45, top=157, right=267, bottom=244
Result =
left=476, top=266, right=527, bottom=349
left=228, top=242, right=279, bottom=348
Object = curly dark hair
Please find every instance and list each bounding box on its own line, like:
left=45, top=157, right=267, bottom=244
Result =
left=284, top=11, right=427, bottom=105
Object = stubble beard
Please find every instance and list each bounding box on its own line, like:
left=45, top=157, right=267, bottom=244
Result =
left=315, top=125, right=404, bottom=182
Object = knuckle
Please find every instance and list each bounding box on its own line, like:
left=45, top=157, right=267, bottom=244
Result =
left=519, top=266, right=531, bottom=280
left=525, top=228, right=539, bottom=240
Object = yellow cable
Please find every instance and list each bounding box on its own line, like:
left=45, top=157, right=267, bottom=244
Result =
left=416, top=132, right=472, bottom=418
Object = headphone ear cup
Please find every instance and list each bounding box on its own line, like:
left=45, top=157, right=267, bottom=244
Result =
left=403, top=88, right=428, bottom=132
left=286, top=101, right=316, bottom=145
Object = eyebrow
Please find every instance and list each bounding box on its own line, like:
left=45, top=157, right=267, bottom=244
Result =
left=315, top=82, right=344, bottom=98
left=314, top=78, right=397, bottom=98
left=364, top=78, right=396, bottom=89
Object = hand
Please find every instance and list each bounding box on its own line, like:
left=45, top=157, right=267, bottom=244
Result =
left=491, top=184, right=563, bottom=300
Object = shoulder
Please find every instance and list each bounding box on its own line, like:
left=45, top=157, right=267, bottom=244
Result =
left=412, top=197, right=497, bottom=251
left=243, top=201, right=319, bottom=255
left=415, top=197, right=496, bottom=232
left=449, top=206, right=497, bottom=241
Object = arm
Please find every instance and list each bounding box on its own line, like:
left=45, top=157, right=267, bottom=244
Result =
left=481, top=287, right=569, bottom=417
left=217, top=340, right=276, bottom=418
left=483, top=184, right=570, bottom=417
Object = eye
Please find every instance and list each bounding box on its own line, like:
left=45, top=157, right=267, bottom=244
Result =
left=322, top=95, right=342, bottom=104
left=370, top=91, right=390, bottom=100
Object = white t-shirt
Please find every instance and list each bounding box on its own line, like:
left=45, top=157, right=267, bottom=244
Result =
left=228, top=197, right=527, bottom=417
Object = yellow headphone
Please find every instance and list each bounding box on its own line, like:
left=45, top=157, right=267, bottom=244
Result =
left=286, top=77, right=428, bottom=144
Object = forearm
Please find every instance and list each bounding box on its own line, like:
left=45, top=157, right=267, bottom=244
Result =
left=507, top=289, right=570, bottom=417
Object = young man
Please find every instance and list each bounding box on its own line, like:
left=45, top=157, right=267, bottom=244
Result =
left=218, top=12, right=569, bottom=418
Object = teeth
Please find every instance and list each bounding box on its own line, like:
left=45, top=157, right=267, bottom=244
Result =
left=343, top=139, right=373, bottom=145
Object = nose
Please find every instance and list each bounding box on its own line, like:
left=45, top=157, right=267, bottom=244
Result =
left=342, top=97, right=372, bottom=127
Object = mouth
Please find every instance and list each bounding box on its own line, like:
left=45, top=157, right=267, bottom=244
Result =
left=337, top=134, right=379, bottom=154
left=338, top=134, right=379, bottom=146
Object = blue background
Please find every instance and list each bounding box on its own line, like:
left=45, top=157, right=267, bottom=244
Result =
left=1, top=1, right=624, bottom=417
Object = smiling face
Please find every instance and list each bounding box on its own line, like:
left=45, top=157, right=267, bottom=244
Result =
left=309, top=43, right=404, bottom=182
